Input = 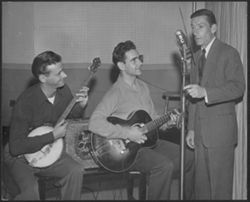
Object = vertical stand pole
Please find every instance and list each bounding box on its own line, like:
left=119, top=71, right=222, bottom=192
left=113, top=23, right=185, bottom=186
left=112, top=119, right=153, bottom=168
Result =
left=179, top=45, right=187, bottom=200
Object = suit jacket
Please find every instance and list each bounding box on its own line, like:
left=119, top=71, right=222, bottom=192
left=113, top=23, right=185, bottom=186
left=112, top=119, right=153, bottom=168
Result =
left=187, top=38, right=245, bottom=147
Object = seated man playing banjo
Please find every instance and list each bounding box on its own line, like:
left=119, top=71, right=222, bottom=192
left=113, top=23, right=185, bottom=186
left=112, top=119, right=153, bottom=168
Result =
left=3, top=51, right=89, bottom=200
left=88, top=40, right=194, bottom=200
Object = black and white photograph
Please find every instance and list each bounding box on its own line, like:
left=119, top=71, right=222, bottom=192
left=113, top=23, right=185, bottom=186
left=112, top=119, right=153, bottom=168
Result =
left=1, top=1, right=247, bottom=200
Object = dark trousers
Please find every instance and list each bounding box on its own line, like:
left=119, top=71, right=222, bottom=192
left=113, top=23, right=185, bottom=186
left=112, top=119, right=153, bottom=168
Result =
left=3, top=144, right=84, bottom=200
left=132, top=139, right=194, bottom=200
left=194, top=143, right=235, bottom=199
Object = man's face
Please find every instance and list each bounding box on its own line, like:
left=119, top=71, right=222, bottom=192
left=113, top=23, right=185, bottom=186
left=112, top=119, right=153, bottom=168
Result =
left=191, top=15, right=216, bottom=49
left=44, top=62, right=67, bottom=89
left=122, top=49, right=143, bottom=76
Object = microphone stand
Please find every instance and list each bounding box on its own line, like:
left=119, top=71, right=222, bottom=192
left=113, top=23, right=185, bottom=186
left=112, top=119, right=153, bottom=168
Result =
left=179, top=44, right=187, bottom=200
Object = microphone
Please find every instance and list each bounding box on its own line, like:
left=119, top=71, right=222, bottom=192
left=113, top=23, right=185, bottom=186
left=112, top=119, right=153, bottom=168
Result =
left=175, top=30, right=195, bottom=65
left=175, top=29, right=195, bottom=73
left=175, top=30, right=187, bottom=48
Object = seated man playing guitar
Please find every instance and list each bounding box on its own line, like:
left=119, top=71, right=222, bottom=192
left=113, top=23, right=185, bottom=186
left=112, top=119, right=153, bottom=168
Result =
left=88, top=40, right=194, bottom=200
left=3, top=51, right=89, bottom=200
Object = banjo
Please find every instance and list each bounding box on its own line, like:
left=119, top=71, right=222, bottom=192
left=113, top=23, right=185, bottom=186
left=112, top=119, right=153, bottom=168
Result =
left=24, top=57, right=101, bottom=168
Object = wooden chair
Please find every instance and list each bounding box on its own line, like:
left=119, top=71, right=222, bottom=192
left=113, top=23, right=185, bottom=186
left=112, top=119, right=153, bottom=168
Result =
left=35, top=168, right=147, bottom=200
left=35, top=174, right=62, bottom=200
left=127, top=171, right=147, bottom=200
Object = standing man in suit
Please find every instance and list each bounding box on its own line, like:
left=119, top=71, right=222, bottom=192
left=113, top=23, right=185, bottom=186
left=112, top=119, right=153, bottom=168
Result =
left=184, top=9, right=245, bottom=199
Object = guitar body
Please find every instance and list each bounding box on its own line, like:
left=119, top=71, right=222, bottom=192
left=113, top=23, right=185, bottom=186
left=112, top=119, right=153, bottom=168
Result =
left=90, top=110, right=159, bottom=173
left=24, top=126, right=63, bottom=168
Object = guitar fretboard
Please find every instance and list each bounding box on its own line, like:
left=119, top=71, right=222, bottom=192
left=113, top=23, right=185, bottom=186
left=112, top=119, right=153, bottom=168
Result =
left=144, top=112, right=171, bottom=132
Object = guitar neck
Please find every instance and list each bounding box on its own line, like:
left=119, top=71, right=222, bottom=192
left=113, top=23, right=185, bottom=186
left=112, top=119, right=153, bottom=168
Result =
left=144, top=113, right=171, bottom=132
left=56, top=72, right=94, bottom=125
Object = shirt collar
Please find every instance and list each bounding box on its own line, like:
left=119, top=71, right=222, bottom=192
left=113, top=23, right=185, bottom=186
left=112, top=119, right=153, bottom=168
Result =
left=203, top=37, right=216, bottom=58
left=33, top=83, right=63, bottom=105
left=31, top=83, right=49, bottom=105
left=117, top=75, right=140, bottom=91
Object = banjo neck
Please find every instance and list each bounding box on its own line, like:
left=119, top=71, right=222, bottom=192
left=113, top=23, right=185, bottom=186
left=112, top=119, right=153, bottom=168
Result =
left=56, top=58, right=101, bottom=125
left=56, top=73, right=92, bottom=124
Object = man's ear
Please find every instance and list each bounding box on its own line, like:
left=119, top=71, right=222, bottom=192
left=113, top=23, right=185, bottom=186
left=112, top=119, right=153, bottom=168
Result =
left=211, top=24, right=217, bottom=35
left=117, top=61, right=125, bottom=71
left=38, top=74, right=47, bottom=83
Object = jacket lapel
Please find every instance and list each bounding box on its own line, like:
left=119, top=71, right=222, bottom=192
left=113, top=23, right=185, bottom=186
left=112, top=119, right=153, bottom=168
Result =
left=201, top=39, right=220, bottom=85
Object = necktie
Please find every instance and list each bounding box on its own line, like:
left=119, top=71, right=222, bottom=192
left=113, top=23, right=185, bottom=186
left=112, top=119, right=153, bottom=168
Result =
left=198, top=49, right=206, bottom=83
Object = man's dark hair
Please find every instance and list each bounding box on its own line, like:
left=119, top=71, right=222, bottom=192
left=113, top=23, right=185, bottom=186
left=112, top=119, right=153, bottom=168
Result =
left=191, top=9, right=217, bottom=26
left=31, top=50, right=62, bottom=79
left=112, top=40, right=136, bottom=66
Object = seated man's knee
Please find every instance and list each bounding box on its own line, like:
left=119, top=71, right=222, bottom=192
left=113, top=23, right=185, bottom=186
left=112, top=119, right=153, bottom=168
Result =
left=15, top=182, right=39, bottom=200
left=157, top=159, right=174, bottom=174
left=69, top=162, right=84, bottom=176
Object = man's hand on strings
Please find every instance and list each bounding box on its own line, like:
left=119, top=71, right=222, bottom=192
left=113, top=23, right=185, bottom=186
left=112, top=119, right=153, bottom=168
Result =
left=76, top=86, right=89, bottom=108
left=53, top=119, right=68, bottom=140
left=159, top=109, right=181, bottom=131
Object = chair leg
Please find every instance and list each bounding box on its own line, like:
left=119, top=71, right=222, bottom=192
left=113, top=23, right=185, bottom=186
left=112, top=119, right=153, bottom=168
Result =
left=2, top=163, right=20, bottom=199
left=54, top=182, right=62, bottom=200
left=138, top=174, right=147, bottom=200
left=37, top=178, right=46, bottom=200
left=127, top=171, right=147, bottom=200
left=127, top=172, right=135, bottom=200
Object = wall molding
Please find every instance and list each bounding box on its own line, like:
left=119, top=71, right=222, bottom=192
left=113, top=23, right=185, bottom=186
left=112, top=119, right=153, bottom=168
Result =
left=2, top=63, right=178, bottom=70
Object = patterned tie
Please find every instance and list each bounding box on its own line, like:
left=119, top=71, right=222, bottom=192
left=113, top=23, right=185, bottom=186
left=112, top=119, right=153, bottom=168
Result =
left=198, top=49, right=206, bottom=83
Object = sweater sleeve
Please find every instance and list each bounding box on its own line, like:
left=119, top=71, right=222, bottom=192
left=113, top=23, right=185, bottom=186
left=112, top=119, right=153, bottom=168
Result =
left=9, top=100, right=54, bottom=157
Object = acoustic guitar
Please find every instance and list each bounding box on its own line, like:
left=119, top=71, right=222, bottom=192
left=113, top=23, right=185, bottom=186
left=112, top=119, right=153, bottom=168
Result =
left=89, top=109, right=181, bottom=173
left=24, top=57, right=101, bottom=168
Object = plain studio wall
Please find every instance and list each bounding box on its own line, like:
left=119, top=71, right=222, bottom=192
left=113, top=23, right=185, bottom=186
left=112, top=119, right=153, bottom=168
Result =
left=2, top=2, right=202, bottom=126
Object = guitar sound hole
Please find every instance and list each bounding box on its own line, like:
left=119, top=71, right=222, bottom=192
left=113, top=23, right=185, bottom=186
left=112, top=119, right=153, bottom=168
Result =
left=78, top=142, right=84, bottom=149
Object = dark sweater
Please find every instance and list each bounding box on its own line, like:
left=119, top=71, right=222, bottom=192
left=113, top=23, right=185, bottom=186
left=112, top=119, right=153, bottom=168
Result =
left=9, top=83, right=84, bottom=156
